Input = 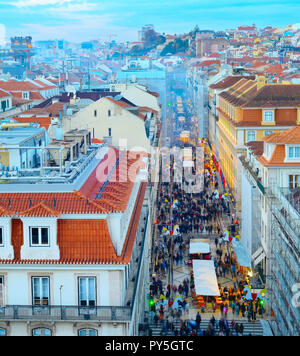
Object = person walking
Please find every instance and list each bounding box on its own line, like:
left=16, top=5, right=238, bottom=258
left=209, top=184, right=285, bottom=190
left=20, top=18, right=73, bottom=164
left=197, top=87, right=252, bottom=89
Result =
left=196, top=312, right=201, bottom=330
left=239, top=323, right=244, bottom=336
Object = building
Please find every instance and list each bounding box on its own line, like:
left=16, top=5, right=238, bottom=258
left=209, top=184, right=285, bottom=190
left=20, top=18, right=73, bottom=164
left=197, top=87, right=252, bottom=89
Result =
left=217, top=80, right=300, bottom=210
left=115, top=64, right=167, bottom=123
left=0, top=136, right=152, bottom=336
left=0, top=78, right=59, bottom=110
left=240, top=126, right=300, bottom=336
left=0, top=89, right=12, bottom=114
left=208, top=75, right=255, bottom=157
left=0, top=121, right=49, bottom=173
left=196, top=38, right=229, bottom=57
left=61, top=93, right=157, bottom=154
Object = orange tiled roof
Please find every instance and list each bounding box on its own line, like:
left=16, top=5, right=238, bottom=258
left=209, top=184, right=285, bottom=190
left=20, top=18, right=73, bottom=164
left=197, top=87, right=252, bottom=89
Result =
left=0, top=89, right=10, bottom=98
left=30, top=92, right=44, bottom=101
left=0, top=182, right=147, bottom=265
left=263, top=126, right=300, bottom=144
left=0, top=80, right=40, bottom=92
left=0, top=206, right=14, bottom=217
left=244, top=85, right=300, bottom=108
left=105, top=96, right=133, bottom=109
left=13, top=116, right=52, bottom=130
left=0, top=148, right=145, bottom=217
left=19, top=202, right=60, bottom=218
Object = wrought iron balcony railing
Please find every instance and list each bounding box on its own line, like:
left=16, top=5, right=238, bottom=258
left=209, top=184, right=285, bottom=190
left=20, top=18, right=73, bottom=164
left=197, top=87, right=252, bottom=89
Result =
left=0, top=305, right=131, bottom=323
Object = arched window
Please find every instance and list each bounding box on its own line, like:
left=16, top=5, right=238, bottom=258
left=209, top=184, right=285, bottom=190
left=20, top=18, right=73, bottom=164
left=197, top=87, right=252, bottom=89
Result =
left=78, top=328, right=98, bottom=336
left=0, top=328, right=6, bottom=336
left=32, top=328, right=52, bottom=336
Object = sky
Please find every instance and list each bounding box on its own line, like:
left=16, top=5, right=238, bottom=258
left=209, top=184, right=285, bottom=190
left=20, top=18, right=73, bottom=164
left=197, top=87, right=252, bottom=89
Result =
left=0, top=0, right=299, bottom=43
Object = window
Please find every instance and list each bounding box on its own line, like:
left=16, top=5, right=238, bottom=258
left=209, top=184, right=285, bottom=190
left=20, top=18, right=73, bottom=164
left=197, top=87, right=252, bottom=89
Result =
left=30, top=227, right=49, bottom=246
left=0, top=228, right=3, bottom=246
left=0, top=328, right=6, bottom=336
left=0, top=276, right=4, bottom=306
left=288, top=147, right=300, bottom=159
left=78, top=277, right=96, bottom=307
left=108, top=110, right=111, bottom=117
left=22, top=92, right=29, bottom=99
left=247, top=131, right=256, bottom=142
left=108, top=128, right=112, bottom=137
left=264, top=111, right=274, bottom=123
left=78, top=328, right=98, bottom=336
left=264, top=130, right=273, bottom=136
left=32, top=328, right=52, bottom=336
left=289, top=175, right=300, bottom=189
left=32, top=277, right=50, bottom=306
left=94, top=110, right=97, bottom=117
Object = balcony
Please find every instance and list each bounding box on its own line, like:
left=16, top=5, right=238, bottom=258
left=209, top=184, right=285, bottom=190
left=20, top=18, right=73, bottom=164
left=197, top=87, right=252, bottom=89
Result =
left=0, top=305, right=131, bottom=323
left=240, top=156, right=265, bottom=195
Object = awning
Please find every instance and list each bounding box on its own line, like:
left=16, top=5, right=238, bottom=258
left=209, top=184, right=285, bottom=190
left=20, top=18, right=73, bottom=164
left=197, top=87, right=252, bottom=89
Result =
left=189, top=239, right=210, bottom=254
left=183, top=161, right=194, bottom=168
left=252, top=246, right=264, bottom=260
left=192, top=260, right=220, bottom=296
left=252, top=247, right=266, bottom=267
left=232, top=239, right=252, bottom=268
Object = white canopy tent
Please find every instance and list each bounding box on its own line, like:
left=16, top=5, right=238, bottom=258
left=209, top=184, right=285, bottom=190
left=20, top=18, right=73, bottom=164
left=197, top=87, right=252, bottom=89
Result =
left=189, top=239, right=210, bottom=255
left=183, top=161, right=194, bottom=168
left=193, top=260, right=220, bottom=296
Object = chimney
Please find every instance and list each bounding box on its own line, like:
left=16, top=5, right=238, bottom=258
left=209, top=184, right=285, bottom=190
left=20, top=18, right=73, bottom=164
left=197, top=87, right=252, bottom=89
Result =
left=256, top=75, right=267, bottom=91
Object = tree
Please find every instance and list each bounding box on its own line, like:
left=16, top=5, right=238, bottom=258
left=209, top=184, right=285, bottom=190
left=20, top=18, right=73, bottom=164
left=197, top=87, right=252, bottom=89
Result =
left=144, top=29, right=166, bottom=49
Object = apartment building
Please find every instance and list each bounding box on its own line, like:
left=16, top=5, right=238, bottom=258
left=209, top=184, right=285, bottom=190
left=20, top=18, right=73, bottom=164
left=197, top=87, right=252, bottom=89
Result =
left=217, top=79, right=300, bottom=210
left=240, top=127, right=300, bottom=336
left=208, top=75, right=255, bottom=158
left=0, top=138, right=151, bottom=336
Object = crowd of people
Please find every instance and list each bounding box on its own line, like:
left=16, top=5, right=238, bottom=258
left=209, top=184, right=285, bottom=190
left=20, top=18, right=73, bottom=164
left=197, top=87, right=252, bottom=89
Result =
left=145, top=313, right=249, bottom=336
left=145, top=147, right=265, bottom=336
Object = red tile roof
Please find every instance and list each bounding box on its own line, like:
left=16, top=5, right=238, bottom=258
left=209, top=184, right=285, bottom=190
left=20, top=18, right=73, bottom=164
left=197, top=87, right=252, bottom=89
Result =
left=0, top=89, right=11, bottom=98
left=244, top=84, right=300, bottom=108
left=0, top=80, right=40, bottom=92
left=19, top=202, right=60, bottom=218
left=263, top=126, right=300, bottom=144
left=0, top=182, right=147, bottom=265
left=13, top=116, right=52, bottom=130
left=210, top=76, right=255, bottom=89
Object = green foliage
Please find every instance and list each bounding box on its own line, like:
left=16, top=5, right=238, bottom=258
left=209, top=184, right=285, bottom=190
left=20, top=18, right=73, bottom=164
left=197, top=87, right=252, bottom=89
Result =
left=160, top=38, right=189, bottom=56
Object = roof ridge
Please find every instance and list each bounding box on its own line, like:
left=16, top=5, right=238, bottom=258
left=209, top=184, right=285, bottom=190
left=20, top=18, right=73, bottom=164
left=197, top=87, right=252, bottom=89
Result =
left=19, top=201, right=60, bottom=217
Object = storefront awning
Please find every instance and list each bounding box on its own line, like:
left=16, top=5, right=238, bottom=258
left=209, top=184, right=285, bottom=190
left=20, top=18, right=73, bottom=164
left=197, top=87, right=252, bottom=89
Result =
left=232, top=239, right=252, bottom=268
left=192, top=260, right=220, bottom=296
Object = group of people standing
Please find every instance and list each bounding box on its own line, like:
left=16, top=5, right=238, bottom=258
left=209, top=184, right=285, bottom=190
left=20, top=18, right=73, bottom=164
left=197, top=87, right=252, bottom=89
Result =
left=146, top=146, right=262, bottom=336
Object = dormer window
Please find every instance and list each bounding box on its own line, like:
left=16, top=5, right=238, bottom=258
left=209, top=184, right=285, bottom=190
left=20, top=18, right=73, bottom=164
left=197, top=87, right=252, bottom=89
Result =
left=263, top=110, right=274, bottom=123
left=30, top=227, right=49, bottom=246
left=288, top=147, right=300, bottom=159
left=22, top=92, right=29, bottom=100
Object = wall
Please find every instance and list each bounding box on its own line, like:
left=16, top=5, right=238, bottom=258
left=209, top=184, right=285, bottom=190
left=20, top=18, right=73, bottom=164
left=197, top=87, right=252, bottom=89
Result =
left=63, top=98, right=151, bottom=153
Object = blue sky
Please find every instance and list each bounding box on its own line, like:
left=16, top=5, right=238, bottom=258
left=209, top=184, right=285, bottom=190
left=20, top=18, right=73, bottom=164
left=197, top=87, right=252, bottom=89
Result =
left=0, top=0, right=299, bottom=43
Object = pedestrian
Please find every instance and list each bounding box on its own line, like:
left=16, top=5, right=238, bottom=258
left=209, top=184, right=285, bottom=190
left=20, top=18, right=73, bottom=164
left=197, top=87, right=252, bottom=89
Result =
left=239, top=323, right=244, bottom=336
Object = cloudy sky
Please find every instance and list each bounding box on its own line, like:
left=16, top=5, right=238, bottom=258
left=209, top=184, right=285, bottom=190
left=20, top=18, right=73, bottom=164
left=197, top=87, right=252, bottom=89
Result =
left=0, top=0, right=299, bottom=43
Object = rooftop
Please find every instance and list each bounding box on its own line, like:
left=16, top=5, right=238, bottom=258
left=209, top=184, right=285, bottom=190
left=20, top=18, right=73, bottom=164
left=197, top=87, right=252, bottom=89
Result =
left=263, top=126, right=300, bottom=144
left=0, top=124, right=46, bottom=146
